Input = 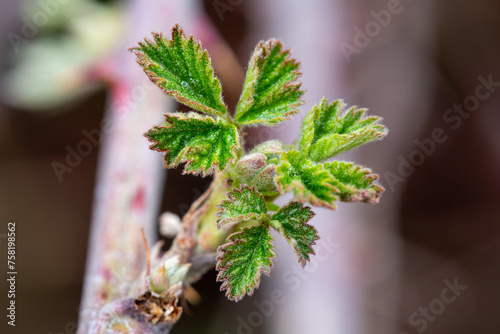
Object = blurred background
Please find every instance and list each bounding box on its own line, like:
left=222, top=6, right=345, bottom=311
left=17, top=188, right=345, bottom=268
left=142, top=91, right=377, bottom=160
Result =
left=1, top=0, right=500, bottom=333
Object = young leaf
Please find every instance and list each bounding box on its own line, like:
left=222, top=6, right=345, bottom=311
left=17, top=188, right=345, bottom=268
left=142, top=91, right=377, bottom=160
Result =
left=249, top=140, right=282, bottom=164
left=231, top=140, right=283, bottom=195
left=216, top=225, right=275, bottom=301
left=276, top=150, right=339, bottom=209
left=231, top=153, right=267, bottom=183
left=300, top=98, right=388, bottom=162
left=234, top=39, right=304, bottom=126
left=270, top=202, right=317, bottom=267
left=130, top=25, right=227, bottom=117
left=146, top=112, right=239, bottom=175
left=325, top=161, right=384, bottom=203
left=216, top=186, right=268, bottom=228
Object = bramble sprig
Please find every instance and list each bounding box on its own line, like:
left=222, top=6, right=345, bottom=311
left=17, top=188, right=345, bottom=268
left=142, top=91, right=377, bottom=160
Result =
left=131, top=24, right=388, bottom=302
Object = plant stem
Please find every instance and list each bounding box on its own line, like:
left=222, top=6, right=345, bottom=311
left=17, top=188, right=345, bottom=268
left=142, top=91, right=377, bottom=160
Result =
left=77, top=66, right=172, bottom=333
left=78, top=2, right=244, bottom=331
left=196, top=172, right=234, bottom=253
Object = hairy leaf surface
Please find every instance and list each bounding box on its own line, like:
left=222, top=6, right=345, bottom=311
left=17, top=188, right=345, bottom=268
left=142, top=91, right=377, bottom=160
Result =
left=276, top=150, right=339, bottom=209
left=146, top=112, right=239, bottom=175
left=131, top=25, right=227, bottom=117
left=325, top=161, right=384, bottom=203
left=231, top=140, right=282, bottom=195
left=216, top=225, right=275, bottom=301
left=234, top=39, right=304, bottom=126
left=300, top=98, right=387, bottom=161
left=271, top=202, right=317, bottom=267
left=216, top=186, right=268, bottom=228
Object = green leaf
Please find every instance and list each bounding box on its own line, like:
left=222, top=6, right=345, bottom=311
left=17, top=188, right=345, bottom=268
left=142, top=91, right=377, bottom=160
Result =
left=270, top=202, right=317, bottom=267
left=325, top=161, right=384, bottom=203
left=300, top=98, right=388, bottom=161
left=130, top=25, right=227, bottom=117
left=276, top=150, right=385, bottom=208
left=216, top=225, right=275, bottom=301
left=145, top=112, right=239, bottom=175
left=276, top=149, right=339, bottom=209
left=234, top=39, right=304, bottom=126
left=216, top=186, right=268, bottom=228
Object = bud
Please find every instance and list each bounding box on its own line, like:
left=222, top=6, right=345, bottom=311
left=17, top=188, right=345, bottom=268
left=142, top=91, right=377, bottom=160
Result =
left=232, top=140, right=282, bottom=194
left=233, top=153, right=266, bottom=181
left=151, top=256, right=190, bottom=294
left=252, top=165, right=278, bottom=194
left=165, top=257, right=190, bottom=287
left=250, top=140, right=282, bottom=161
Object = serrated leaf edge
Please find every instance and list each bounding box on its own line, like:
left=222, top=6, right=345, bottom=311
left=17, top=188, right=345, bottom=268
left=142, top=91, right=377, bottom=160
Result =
left=216, top=225, right=275, bottom=301
left=145, top=112, right=239, bottom=176
left=235, top=39, right=305, bottom=126
left=275, top=151, right=339, bottom=209
left=325, top=161, right=384, bottom=204
left=276, top=177, right=338, bottom=210
left=216, top=185, right=269, bottom=228
left=300, top=98, right=388, bottom=161
left=130, top=25, right=227, bottom=117
left=270, top=202, right=318, bottom=267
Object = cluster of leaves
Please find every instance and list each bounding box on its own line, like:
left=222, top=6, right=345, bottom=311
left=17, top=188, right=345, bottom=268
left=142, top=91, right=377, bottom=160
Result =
left=131, top=25, right=388, bottom=301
